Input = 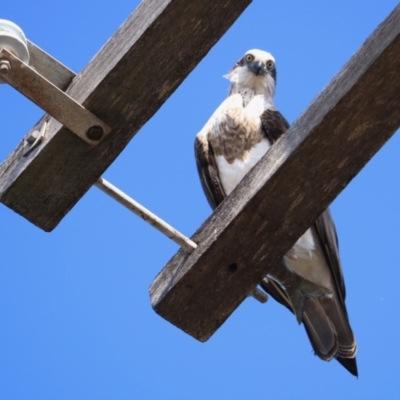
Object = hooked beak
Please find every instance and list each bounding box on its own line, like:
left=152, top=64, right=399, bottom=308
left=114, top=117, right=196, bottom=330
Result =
left=248, top=61, right=266, bottom=76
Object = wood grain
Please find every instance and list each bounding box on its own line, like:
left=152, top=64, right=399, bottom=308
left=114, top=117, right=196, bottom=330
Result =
left=150, top=4, right=400, bottom=342
left=0, top=0, right=251, bottom=230
left=27, top=41, right=75, bottom=90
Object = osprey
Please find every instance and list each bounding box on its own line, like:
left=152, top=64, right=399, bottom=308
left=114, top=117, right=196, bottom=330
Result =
left=194, top=49, right=358, bottom=376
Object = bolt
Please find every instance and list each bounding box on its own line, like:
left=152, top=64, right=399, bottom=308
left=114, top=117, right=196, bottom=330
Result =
left=26, top=130, right=39, bottom=144
left=86, top=125, right=104, bottom=141
left=0, top=60, right=10, bottom=75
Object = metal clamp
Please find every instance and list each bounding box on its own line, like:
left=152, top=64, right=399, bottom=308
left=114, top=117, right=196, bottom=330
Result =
left=0, top=20, right=111, bottom=146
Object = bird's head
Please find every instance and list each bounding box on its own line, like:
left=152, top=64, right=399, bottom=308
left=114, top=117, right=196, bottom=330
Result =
left=224, top=49, right=276, bottom=99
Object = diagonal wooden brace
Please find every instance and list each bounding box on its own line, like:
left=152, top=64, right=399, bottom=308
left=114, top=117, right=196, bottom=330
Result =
left=0, top=48, right=111, bottom=145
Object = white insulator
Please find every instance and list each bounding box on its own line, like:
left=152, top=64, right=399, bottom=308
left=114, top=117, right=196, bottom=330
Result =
left=0, top=19, right=30, bottom=83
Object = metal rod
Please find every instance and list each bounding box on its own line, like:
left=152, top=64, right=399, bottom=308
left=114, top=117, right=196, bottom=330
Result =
left=95, top=177, right=197, bottom=253
left=250, top=288, right=268, bottom=303
left=95, top=177, right=267, bottom=304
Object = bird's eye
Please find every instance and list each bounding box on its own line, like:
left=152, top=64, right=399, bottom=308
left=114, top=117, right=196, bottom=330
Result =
left=245, top=54, right=254, bottom=63
left=266, top=60, right=274, bottom=70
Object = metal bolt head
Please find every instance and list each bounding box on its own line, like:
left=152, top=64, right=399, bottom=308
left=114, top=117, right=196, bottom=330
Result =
left=0, top=59, right=10, bottom=74
left=26, top=129, right=40, bottom=144
left=86, top=125, right=104, bottom=141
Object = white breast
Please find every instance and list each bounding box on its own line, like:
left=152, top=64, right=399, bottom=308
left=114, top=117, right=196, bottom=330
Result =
left=216, top=138, right=271, bottom=195
left=292, top=228, right=316, bottom=259
left=285, top=227, right=333, bottom=289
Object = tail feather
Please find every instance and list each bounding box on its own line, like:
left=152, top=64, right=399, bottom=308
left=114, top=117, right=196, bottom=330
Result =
left=320, top=296, right=357, bottom=358
left=260, top=279, right=357, bottom=376
left=302, top=298, right=338, bottom=361
left=337, top=356, right=359, bottom=377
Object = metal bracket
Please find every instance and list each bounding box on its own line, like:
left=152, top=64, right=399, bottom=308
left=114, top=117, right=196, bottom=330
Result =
left=0, top=48, right=111, bottom=145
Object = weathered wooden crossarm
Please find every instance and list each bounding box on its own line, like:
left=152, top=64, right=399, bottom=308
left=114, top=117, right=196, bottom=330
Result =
left=0, top=0, right=251, bottom=231
left=150, top=4, right=400, bottom=342
left=27, top=41, right=75, bottom=90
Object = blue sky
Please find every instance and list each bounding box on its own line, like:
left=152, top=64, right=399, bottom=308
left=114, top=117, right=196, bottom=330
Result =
left=1, top=1, right=400, bottom=399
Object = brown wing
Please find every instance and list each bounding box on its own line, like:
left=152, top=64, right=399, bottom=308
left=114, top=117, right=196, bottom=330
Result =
left=260, top=109, right=346, bottom=304
left=260, top=108, right=290, bottom=144
left=194, top=133, right=226, bottom=210
left=314, top=209, right=346, bottom=302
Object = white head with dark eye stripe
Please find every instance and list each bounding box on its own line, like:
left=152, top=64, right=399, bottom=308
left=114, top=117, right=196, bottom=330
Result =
left=224, top=49, right=276, bottom=101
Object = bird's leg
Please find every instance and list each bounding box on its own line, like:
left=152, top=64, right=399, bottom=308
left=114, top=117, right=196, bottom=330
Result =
left=267, top=259, right=333, bottom=323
